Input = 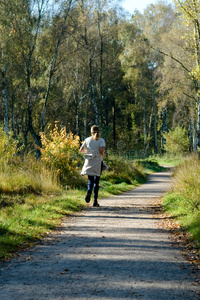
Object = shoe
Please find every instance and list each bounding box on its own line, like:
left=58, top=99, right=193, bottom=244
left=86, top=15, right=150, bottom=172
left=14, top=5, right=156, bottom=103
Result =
left=93, top=202, right=100, bottom=207
left=85, top=192, right=91, bottom=203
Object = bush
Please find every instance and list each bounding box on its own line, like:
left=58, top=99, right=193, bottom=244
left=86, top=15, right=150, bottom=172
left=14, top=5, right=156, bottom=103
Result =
left=101, top=154, right=146, bottom=184
left=40, top=123, right=85, bottom=188
left=163, top=126, right=189, bottom=155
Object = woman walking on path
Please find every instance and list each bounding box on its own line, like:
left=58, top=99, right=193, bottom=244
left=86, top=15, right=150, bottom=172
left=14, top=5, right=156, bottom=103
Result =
left=80, top=125, right=105, bottom=207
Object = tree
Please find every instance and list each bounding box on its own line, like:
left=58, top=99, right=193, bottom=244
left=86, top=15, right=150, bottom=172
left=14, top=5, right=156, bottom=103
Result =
left=41, top=0, right=74, bottom=132
left=174, top=0, right=200, bottom=142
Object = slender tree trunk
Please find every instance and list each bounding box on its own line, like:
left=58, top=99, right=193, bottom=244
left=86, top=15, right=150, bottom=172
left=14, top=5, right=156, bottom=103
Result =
left=42, top=0, right=73, bottom=132
left=23, top=1, right=45, bottom=157
left=154, top=105, right=158, bottom=154
left=193, top=79, right=200, bottom=150
left=142, top=94, right=147, bottom=149
left=113, top=100, right=116, bottom=146
left=81, top=16, right=99, bottom=126
left=189, top=114, right=196, bottom=151
left=89, top=51, right=98, bottom=125
left=152, top=82, right=158, bottom=153
left=161, top=107, right=167, bottom=153
left=2, top=48, right=9, bottom=136
left=11, top=93, right=16, bottom=138
left=84, top=96, right=88, bottom=140
left=146, top=106, right=153, bottom=152
left=141, top=73, right=147, bottom=149
left=97, top=9, right=104, bottom=127
left=26, top=88, right=42, bottom=159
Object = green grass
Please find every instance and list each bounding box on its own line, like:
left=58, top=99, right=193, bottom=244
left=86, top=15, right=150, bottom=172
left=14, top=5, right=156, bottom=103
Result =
left=149, top=154, right=184, bottom=167
left=100, top=181, right=138, bottom=195
left=0, top=192, right=85, bottom=260
left=162, top=155, right=200, bottom=248
left=135, top=158, right=166, bottom=174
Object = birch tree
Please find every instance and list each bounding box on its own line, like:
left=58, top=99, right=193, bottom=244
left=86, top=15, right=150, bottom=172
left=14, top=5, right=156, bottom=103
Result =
left=174, top=0, right=200, bottom=147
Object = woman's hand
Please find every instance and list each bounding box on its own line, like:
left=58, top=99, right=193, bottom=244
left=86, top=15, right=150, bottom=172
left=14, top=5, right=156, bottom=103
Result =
left=99, top=146, right=105, bottom=156
left=79, top=146, right=87, bottom=153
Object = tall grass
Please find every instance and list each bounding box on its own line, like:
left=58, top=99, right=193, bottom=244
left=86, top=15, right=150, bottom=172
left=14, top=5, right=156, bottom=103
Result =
left=163, top=154, right=200, bottom=246
left=0, top=155, right=61, bottom=195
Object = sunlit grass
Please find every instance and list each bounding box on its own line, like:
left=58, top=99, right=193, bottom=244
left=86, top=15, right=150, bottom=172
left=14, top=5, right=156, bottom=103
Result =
left=0, top=156, right=61, bottom=195
left=150, top=153, right=185, bottom=167
left=0, top=192, right=85, bottom=259
left=163, top=154, right=200, bottom=248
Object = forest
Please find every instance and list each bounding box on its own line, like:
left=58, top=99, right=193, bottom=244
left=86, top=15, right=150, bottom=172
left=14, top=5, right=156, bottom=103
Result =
left=0, top=0, right=199, bottom=156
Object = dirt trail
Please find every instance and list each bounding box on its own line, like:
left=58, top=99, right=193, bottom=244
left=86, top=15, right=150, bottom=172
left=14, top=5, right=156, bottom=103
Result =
left=0, top=170, right=200, bottom=299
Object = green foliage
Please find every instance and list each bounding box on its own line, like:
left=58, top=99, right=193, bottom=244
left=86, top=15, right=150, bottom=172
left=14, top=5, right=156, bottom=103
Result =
left=101, top=154, right=147, bottom=184
left=0, top=128, right=18, bottom=166
left=163, top=155, right=200, bottom=246
left=163, top=126, right=190, bottom=154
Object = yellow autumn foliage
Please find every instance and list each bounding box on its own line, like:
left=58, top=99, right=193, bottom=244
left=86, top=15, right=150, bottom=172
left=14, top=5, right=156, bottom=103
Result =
left=40, top=123, right=83, bottom=187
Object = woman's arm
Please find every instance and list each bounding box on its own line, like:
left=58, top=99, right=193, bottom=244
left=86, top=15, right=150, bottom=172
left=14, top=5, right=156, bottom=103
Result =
left=99, top=146, right=105, bottom=156
left=79, top=145, right=87, bottom=153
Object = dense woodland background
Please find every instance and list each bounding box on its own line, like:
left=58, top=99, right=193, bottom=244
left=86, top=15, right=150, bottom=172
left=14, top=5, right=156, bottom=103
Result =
left=0, top=0, right=199, bottom=157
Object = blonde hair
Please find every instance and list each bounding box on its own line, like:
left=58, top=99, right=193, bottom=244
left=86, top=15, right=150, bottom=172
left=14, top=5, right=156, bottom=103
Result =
left=91, top=125, right=99, bottom=141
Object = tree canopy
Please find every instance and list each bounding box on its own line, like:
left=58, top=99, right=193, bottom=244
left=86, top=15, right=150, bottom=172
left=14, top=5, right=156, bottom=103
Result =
left=0, top=0, right=199, bottom=156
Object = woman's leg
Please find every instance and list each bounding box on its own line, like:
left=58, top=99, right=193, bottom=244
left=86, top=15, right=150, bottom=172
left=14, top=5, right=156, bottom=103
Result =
left=93, top=176, right=100, bottom=206
left=85, top=176, right=94, bottom=203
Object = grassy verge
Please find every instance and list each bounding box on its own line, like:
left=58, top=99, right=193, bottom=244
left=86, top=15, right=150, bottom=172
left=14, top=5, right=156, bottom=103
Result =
left=135, top=158, right=166, bottom=174
left=0, top=191, right=85, bottom=260
left=0, top=156, right=164, bottom=260
left=149, top=154, right=184, bottom=167
left=0, top=182, right=139, bottom=260
left=162, top=155, right=200, bottom=250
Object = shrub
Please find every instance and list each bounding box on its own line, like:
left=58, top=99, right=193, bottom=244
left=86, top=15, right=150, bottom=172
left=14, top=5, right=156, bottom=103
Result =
left=163, top=126, right=189, bottom=155
left=101, top=154, right=146, bottom=184
left=40, top=123, right=85, bottom=188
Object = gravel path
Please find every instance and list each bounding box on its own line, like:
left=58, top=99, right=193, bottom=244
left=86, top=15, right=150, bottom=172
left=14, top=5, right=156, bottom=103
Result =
left=0, top=170, right=200, bottom=299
